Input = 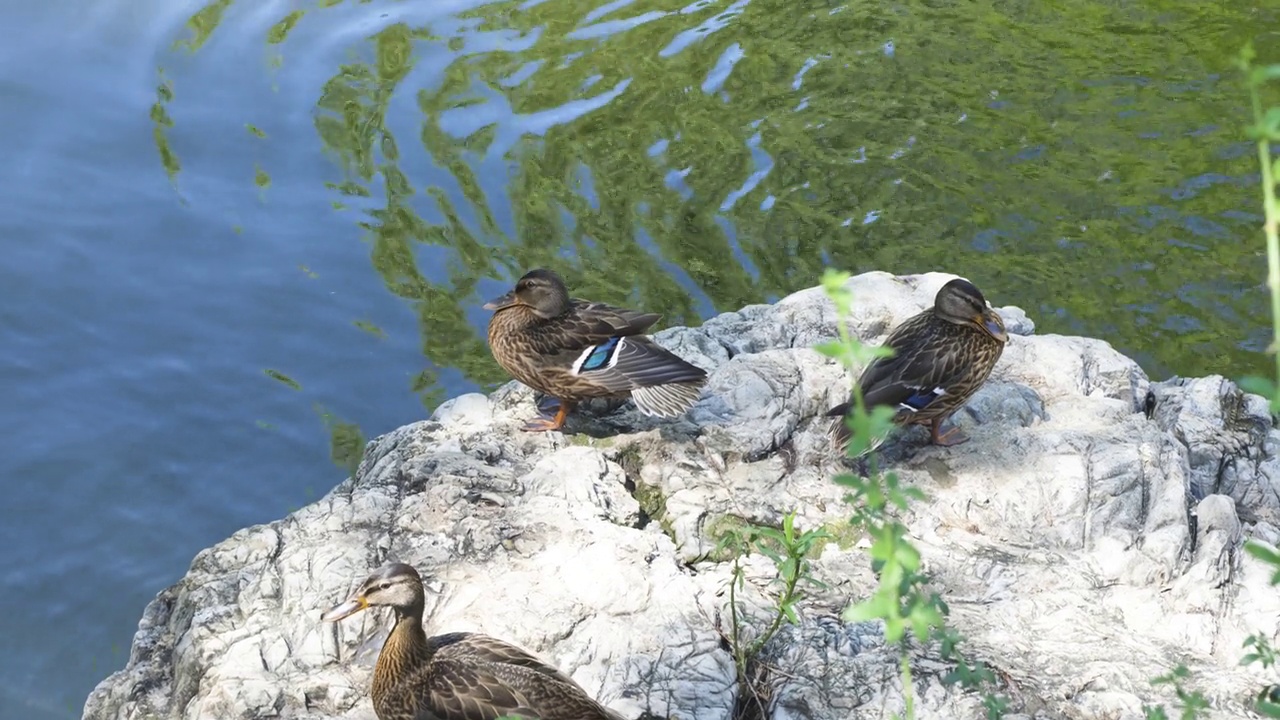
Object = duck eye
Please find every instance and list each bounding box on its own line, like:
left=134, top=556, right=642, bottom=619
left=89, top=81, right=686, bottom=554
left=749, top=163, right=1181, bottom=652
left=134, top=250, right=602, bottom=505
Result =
left=378, top=582, right=391, bottom=591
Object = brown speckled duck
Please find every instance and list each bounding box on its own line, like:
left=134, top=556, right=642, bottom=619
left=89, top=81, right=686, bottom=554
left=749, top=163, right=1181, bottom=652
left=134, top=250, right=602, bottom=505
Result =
left=321, top=563, right=626, bottom=720
left=827, top=278, right=1009, bottom=452
left=484, top=268, right=708, bottom=432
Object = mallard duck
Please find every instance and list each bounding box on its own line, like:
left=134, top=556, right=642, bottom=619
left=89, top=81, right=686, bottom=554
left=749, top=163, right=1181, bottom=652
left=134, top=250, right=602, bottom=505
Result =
left=827, top=278, right=1009, bottom=452
left=321, top=562, right=627, bottom=720
left=484, top=268, right=708, bottom=432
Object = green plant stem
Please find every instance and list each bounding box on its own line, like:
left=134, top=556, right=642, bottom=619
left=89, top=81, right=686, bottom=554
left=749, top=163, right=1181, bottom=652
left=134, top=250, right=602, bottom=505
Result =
left=900, top=649, right=917, bottom=720
left=729, top=559, right=745, bottom=675
left=745, top=553, right=803, bottom=660
left=1250, top=81, right=1280, bottom=380
left=831, top=299, right=883, bottom=476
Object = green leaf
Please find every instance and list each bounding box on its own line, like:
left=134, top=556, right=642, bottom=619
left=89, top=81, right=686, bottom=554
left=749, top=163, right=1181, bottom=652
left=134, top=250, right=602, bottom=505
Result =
left=754, top=526, right=786, bottom=544
left=821, top=267, right=852, bottom=291
left=805, top=576, right=831, bottom=591
left=782, top=511, right=796, bottom=539
left=813, top=340, right=848, bottom=359
left=1244, top=540, right=1280, bottom=583
left=884, top=615, right=906, bottom=643
left=895, top=542, right=921, bottom=572
left=844, top=592, right=893, bottom=623
left=1152, top=664, right=1191, bottom=685
left=756, top=545, right=783, bottom=564
left=888, top=481, right=927, bottom=510
left=908, top=602, right=944, bottom=641
left=820, top=268, right=854, bottom=315
left=1257, top=699, right=1280, bottom=719
left=1253, top=107, right=1280, bottom=141
left=832, top=471, right=861, bottom=488
left=983, top=694, right=1010, bottom=719
left=878, top=558, right=906, bottom=594
left=1240, top=376, right=1280, bottom=414
left=783, top=603, right=799, bottom=624
left=868, top=531, right=896, bottom=563
left=1240, top=375, right=1279, bottom=398
left=1251, top=63, right=1280, bottom=85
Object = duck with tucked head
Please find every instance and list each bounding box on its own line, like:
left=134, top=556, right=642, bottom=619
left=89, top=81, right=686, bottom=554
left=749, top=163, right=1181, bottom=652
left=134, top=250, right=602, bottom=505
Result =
left=827, top=278, right=1009, bottom=453
left=321, top=563, right=627, bottom=720
left=483, top=268, right=708, bottom=432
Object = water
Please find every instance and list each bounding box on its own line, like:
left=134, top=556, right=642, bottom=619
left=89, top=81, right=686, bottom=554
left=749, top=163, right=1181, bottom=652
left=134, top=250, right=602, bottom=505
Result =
left=0, top=0, right=1275, bottom=716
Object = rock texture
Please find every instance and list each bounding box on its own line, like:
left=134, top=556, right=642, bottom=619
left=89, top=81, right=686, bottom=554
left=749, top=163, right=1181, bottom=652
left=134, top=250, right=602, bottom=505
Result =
left=83, top=272, right=1280, bottom=720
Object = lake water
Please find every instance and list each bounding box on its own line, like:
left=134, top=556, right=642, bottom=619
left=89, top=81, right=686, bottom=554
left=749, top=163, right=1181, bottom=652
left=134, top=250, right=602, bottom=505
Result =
left=0, top=0, right=1275, bottom=717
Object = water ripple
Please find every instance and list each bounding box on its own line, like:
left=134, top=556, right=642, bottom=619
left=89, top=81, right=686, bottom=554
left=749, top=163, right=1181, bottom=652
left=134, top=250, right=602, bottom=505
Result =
left=569, top=10, right=669, bottom=40
left=660, top=0, right=751, bottom=57
left=719, top=129, right=773, bottom=211
left=702, top=42, right=743, bottom=94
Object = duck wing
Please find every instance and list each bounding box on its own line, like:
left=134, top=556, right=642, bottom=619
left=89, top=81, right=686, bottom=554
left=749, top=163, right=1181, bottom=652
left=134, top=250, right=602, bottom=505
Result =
left=409, top=658, right=538, bottom=720
left=413, top=634, right=623, bottom=720
left=435, top=633, right=579, bottom=685
left=827, top=310, right=957, bottom=417
left=523, top=302, right=706, bottom=407
left=856, top=314, right=974, bottom=416
left=520, top=301, right=662, bottom=358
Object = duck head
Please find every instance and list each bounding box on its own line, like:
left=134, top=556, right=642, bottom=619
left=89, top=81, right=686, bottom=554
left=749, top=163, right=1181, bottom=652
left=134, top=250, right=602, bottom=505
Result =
left=483, top=268, right=571, bottom=319
left=934, top=278, right=1009, bottom=343
left=321, top=562, right=426, bottom=622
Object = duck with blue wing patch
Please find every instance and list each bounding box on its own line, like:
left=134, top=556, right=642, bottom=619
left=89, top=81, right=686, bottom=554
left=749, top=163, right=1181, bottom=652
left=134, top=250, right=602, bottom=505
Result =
left=484, top=268, right=709, bottom=432
left=827, top=278, right=1009, bottom=456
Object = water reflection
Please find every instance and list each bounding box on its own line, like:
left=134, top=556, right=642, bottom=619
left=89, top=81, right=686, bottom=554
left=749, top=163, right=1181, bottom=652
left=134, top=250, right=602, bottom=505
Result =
left=160, top=0, right=1277, bottom=468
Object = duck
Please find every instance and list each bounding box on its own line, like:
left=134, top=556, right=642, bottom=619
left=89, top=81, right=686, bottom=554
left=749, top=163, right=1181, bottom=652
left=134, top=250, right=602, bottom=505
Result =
left=321, top=562, right=627, bottom=720
left=483, top=268, right=708, bottom=432
left=827, top=278, right=1009, bottom=454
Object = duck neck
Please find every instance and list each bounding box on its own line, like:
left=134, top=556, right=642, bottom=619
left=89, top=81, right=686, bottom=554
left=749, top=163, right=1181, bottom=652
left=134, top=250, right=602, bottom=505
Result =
left=371, top=601, right=431, bottom=703
left=489, top=304, right=546, bottom=334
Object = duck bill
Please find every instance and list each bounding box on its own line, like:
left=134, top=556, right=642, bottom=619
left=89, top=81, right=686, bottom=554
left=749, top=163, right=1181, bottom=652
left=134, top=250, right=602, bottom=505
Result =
left=482, top=291, right=517, bottom=311
left=321, top=595, right=368, bottom=622
left=978, top=311, right=1009, bottom=343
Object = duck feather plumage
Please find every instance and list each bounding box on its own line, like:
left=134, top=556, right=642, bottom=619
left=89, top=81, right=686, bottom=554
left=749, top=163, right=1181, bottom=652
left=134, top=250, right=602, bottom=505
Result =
left=322, top=563, right=626, bottom=720
left=828, top=278, right=1008, bottom=454
left=485, top=269, right=708, bottom=430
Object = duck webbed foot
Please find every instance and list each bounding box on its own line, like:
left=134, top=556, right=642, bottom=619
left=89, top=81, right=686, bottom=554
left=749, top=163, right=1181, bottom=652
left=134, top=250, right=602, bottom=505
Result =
left=929, top=417, right=970, bottom=447
left=522, top=398, right=574, bottom=432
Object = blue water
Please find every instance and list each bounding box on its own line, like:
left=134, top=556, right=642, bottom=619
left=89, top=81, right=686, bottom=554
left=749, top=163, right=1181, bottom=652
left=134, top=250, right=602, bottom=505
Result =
left=0, top=0, right=1274, bottom=717
left=0, top=1, right=465, bottom=716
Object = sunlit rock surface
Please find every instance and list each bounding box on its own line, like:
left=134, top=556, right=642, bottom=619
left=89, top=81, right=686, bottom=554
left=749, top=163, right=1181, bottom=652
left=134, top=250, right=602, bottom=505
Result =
left=83, top=272, right=1280, bottom=720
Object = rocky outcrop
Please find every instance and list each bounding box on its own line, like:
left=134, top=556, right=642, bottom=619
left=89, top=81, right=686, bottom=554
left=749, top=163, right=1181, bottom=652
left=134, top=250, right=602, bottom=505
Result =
left=82, top=272, right=1280, bottom=720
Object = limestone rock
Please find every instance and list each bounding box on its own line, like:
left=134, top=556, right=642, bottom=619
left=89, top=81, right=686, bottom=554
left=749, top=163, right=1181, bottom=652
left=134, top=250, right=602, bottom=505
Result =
left=84, top=272, right=1280, bottom=720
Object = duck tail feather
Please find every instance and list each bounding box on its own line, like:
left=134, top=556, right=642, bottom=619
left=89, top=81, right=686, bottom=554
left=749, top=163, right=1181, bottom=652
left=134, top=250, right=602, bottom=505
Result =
left=630, top=381, right=705, bottom=417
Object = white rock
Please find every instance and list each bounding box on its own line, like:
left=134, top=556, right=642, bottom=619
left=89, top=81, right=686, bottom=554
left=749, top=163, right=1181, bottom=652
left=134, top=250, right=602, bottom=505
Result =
left=83, top=272, right=1279, bottom=720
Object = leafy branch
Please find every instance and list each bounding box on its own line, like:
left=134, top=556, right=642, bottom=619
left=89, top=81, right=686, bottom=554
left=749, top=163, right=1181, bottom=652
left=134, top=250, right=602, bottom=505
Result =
left=716, top=511, right=832, bottom=719
left=1238, top=43, right=1280, bottom=411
